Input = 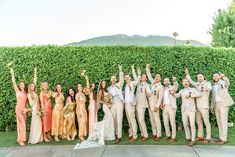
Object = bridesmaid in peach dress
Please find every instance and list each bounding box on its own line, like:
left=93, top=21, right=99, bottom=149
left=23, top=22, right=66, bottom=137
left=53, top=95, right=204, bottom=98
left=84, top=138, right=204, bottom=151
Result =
left=40, top=82, right=53, bottom=142
left=83, top=75, right=97, bottom=135
left=76, top=84, right=88, bottom=141
left=51, top=84, right=65, bottom=141
left=63, top=88, right=77, bottom=140
left=27, top=67, right=43, bottom=144
left=9, top=64, right=28, bottom=146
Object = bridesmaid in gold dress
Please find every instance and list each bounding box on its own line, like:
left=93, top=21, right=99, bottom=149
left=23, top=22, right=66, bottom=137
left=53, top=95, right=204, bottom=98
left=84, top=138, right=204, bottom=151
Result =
left=51, top=84, right=65, bottom=141
left=63, top=88, right=77, bottom=140
left=76, top=84, right=88, bottom=141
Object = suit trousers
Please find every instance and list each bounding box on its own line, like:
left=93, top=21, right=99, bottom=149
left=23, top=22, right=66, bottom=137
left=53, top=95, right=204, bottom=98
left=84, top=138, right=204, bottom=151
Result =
left=215, top=102, right=229, bottom=141
left=148, top=108, right=161, bottom=137
left=136, top=107, right=148, bottom=138
left=196, top=108, right=211, bottom=140
left=125, top=103, right=138, bottom=138
left=182, top=108, right=196, bottom=141
left=163, top=105, right=176, bottom=138
left=111, top=98, right=124, bottom=139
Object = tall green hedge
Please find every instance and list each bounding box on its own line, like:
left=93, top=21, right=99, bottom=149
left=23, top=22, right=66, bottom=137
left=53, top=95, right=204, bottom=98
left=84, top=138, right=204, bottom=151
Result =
left=0, top=45, right=235, bottom=131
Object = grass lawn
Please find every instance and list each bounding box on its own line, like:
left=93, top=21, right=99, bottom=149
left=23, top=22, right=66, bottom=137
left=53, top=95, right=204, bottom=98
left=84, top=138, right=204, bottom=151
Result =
left=0, top=126, right=234, bottom=147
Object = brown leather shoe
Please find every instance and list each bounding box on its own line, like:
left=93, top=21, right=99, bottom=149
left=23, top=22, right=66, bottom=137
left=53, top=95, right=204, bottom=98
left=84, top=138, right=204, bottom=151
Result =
left=140, top=137, right=148, bottom=142
left=202, top=139, right=210, bottom=144
left=216, top=140, right=227, bottom=145
left=128, top=138, right=138, bottom=142
left=169, top=138, right=176, bottom=142
left=115, top=138, right=121, bottom=144
left=138, top=136, right=144, bottom=140
left=154, top=136, right=161, bottom=141
left=196, top=137, right=204, bottom=141
left=214, top=139, right=222, bottom=143
left=152, top=135, right=157, bottom=139
left=128, top=136, right=133, bottom=140
left=188, top=141, right=196, bottom=146
left=163, top=136, right=171, bottom=141
left=186, top=138, right=191, bottom=142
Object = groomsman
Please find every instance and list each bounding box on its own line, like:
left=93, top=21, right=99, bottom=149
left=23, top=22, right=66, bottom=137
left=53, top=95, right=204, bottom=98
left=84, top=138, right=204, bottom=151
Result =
left=133, top=69, right=151, bottom=142
left=211, top=73, right=234, bottom=145
left=185, top=68, right=212, bottom=144
left=146, top=64, right=164, bottom=141
left=123, top=65, right=141, bottom=142
left=108, top=65, right=124, bottom=144
left=161, top=77, right=178, bottom=142
left=172, top=79, right=201, bottom=146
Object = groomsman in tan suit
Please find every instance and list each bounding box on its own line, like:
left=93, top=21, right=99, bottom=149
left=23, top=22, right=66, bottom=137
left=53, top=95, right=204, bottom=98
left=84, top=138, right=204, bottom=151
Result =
left=173, top=79, right=201, bottom=146
left=123, top=65, right=141, bottom=142
left=211, top=72, right=234, bottom=145
left=161, top=77, right=178, bottom=142
left=108, top=65, right=124, bottom=144
left=146, top=64, right=164, bottom=141
left=133, top=70, right=152, bottom=142
left=185, top=68, right=212, bottom=144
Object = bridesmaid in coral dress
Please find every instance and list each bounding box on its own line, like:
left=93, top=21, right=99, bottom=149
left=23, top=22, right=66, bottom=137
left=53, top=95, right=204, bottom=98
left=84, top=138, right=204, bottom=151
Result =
left=9, top=63, right=28, bottom=146
left=27, top=66, right=43, bottom=144
left=63, top=88, right=77, bottom=141
left=76, top=84, right=88, bottom=141
left=51, top=84, right=65, bottom=141
left=40, top=82, right=53, bottom=142
left=83, top=74, right=97, bottom=135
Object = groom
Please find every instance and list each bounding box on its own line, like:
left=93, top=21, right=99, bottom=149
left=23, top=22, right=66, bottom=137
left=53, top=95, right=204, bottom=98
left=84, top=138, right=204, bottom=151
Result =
left=108, top=65, right=124, bottom=144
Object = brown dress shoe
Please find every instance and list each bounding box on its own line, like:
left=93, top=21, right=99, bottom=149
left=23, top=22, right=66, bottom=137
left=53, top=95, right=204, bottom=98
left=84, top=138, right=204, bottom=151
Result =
left=214, top=139, right=222, bottom=142
left=128, top=136, right=133, bottom=140
left=115, top=138, right=121, bottom=144
left=163, top=136, right=171, bottom=141
left=154, top=136, right=161, bottom=141
left=202, top=139, right=210, bottom=144
left=152, top=135, right=157, bottom=139
left=169, top=138, right=176, bottom=142
left=216, top=140, right=227, bottom=145
left=138, top=136, right=144, bottom=140
left=188, top=141, right=196, bottom=146
left=128, top=138, right=138, bottom=142
left=196, top=137, right=204, bottom=141
left=140, top=137, right=148, bottom=142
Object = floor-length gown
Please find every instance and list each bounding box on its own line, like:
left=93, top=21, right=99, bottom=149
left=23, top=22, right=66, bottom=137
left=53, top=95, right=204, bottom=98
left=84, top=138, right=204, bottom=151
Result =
left=74, top=92, right=115, bottom=149
left=28, top=92, right=43, bottom=144
left=88, top=92, right=97, bottom=135
left=76, top=93, right=88, bottom=139
left=41, top=93, right=52, bottom=133
left=52, top=93, right=64, bottom=137
left=63, top=99, right=77, bottom=139
left=16, top=91, right=27, bottom=142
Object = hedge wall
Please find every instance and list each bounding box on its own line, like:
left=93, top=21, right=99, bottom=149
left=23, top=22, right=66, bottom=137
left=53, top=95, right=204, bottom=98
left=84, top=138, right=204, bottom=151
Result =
left=0, top=45, right=235, bottom=132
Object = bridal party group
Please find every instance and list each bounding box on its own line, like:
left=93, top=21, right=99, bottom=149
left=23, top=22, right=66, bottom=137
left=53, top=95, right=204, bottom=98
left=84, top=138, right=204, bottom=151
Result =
left=8, top=63, right=234, bottom=147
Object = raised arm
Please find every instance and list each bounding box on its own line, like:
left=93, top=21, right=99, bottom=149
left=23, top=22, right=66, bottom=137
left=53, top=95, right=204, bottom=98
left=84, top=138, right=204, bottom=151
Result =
left=131, top=65, right=141, bottom=86
left=118, top=65, right=124, bottom=88
left=220, top=73, right=230, bottom=88
left=9, top=67, right=19, bottom=93
left=172, top=76, right=178, bottom=91
left=33, top=66, right=37, bottom=85
left=185, top=68, right=197, bottom=87
left=146, top=64, right=154, bottom=83
left=132, top=65, right=138, bottom=80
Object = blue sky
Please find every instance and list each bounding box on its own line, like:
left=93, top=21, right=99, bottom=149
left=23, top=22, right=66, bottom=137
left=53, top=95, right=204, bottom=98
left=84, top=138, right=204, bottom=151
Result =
left=0, top=0, right=232, bottom=46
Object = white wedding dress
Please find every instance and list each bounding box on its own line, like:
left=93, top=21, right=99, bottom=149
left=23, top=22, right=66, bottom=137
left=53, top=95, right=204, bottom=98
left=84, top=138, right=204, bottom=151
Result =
left=74, top=102, right=115, bottom=149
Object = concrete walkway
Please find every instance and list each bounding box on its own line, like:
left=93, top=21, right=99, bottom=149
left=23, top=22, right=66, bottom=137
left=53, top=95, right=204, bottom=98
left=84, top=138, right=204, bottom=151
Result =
left=1, top=145, right=235, bottom=157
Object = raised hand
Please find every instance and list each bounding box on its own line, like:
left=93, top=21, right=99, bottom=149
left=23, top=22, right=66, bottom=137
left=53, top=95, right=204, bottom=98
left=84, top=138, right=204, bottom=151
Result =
left=118, top=64, right=122, bottom=71
left=137, top=68, right=141, bottom=76
left=146, top=64, right=150, bottom=69
left=220, top=73, right=225, bottom=78
left=185, top=68, right=189, bottom=75
left=172, top=76, right=177, bottom=82
left=131, top=64, right=135, bottom=70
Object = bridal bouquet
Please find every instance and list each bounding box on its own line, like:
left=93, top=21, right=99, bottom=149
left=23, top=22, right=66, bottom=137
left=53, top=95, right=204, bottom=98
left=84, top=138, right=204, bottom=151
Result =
left=37, top=108, right=46, bottom=118
left=23, top=104, right=31, bottom=115
left=103, top=94, right=112, bottom=108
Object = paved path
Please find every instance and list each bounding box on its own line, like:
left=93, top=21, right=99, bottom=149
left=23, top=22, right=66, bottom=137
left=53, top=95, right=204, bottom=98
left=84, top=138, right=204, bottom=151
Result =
left=1, top=145, right=235, bottom=157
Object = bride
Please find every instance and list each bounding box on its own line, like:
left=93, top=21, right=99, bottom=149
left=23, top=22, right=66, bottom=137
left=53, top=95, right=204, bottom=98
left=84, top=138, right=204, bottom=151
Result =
left=74, top=80, right=115, bottom=149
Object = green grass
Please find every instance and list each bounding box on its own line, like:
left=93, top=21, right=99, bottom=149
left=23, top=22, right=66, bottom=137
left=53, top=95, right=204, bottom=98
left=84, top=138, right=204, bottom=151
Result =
left=0, top=127, right=235, bottom=147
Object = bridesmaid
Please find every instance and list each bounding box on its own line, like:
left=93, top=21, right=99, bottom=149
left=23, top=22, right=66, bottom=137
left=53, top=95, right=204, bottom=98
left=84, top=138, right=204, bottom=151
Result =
left=40, top=82, right=53, bottom=142
left=27, top=66, right=43, bottom=144
left=63, top=88, right=77, bottom=140
left=51, top=84, right=65, bottom=141
left=9, top=63, right=28, bottom=146
left=84, top=75, right=97, bottom=135
left=76, top=84, right=88, bottom=141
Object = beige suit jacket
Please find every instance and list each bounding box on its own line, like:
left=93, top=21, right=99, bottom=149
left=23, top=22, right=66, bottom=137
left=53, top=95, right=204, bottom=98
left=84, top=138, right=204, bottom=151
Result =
left=108, top=71, right=124, bottom=102
left=163, top=82, right=178, bottom=109
left=211, top=77, right=234, bottom=108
